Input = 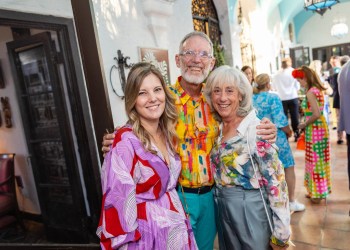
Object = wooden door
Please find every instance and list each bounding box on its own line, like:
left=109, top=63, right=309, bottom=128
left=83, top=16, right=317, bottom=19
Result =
left=290, top=46, right=310, bottom=68
left=7, top=32, right=89, bottom=243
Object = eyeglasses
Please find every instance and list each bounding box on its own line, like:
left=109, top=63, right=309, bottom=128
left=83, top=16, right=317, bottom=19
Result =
left=179, top=50, right=213, bottom=60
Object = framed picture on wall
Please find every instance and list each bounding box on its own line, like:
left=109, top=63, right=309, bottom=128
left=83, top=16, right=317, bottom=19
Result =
left=139, top=47, right=170, bottom=85
left=0, top=61, right=5, bottom=88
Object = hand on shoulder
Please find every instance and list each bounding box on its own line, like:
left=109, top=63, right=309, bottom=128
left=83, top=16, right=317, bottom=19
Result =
left=257, top=118, right=277, bottom=144
left=101, top=126, right=120, bottom=156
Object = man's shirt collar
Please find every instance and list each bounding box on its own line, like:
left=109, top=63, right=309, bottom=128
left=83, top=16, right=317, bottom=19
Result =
left=174, top=76, right=206, bottom=105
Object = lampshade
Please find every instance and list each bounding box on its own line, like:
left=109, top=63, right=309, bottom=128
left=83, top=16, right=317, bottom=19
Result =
left=304, top=0, right=340, bottom=16
left=331, top=22, right=349, bottom=38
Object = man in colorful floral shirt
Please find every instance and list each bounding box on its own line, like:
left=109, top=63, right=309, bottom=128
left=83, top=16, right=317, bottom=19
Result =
left=102, top=31, right=277, bottom=250
left=170, top=32, right=219, bottom=250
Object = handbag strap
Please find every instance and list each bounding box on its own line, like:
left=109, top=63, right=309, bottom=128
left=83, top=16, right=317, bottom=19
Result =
left=179, top=184, right=190, bottom=219
left=246, top=128, right=274, bottom=233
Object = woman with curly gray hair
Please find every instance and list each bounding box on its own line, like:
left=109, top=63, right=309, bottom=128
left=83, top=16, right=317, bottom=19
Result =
left=204, top=66, right=291, bottom=250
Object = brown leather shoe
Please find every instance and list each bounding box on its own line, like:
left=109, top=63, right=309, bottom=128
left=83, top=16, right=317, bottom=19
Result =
left=311, top=198, right=322, bottom=204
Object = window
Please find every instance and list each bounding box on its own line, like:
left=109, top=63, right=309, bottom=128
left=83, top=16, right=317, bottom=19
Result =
left=192, top=0, right=221, bottom=45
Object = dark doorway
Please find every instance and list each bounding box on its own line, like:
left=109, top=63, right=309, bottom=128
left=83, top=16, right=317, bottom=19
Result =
left=7, top=32, right=89, bottom=243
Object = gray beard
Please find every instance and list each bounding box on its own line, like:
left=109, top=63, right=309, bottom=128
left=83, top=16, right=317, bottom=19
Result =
left=181, top=67, right=209, bottom=85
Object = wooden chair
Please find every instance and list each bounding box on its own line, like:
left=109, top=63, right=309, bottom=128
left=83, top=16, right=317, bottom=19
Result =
left=0, top=154, right=25, bottom=232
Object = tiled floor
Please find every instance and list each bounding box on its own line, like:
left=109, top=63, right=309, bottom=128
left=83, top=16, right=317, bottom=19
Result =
left=289, top=128, right=350, bottom=250
left=214, top=128, right=350, bottom=250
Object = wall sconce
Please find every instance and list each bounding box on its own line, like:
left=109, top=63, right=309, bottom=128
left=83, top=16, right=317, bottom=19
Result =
left=110, top=50, right=134, bottom=99
left=331, top=22, right=349, bottom=39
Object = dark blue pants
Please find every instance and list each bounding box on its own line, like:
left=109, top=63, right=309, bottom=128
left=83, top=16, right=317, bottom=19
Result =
left=282, top=98, right=300, bottom=134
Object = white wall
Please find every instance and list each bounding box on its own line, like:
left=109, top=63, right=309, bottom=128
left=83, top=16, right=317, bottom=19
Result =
left=0, top=26, right=41, bottom=214
left=239, top=0, right=277, bottom=74
left=267, top=7, right=283, bottom=74
left=298, top=2, right=350, bottom=56
left=92, top=0, right=194, bottom=127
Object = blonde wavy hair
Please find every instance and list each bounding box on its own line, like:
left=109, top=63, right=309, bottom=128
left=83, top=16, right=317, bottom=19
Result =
left=253, top=73, right=270, bottom=94
left=124, top=62, right=178, bottom=153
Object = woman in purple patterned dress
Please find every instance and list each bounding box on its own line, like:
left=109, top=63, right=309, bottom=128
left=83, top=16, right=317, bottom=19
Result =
left=97, top=62, right=197, bottom=249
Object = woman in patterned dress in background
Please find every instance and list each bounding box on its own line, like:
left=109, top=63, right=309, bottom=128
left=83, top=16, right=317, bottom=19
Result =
left=253, top=73, right=305, bottom=212
left=309, top=60, right=333, bottom=127
left=97, top=62, right=197, bottom=249
left=292, top=66, right=331, bottom=203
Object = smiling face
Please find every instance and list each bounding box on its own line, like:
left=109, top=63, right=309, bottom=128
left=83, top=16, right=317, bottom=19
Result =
left=135, top=73, right=166, bottom=126
left=175, top=35, right=215, bottom=85
left=211, top=83, right=242, bottom=121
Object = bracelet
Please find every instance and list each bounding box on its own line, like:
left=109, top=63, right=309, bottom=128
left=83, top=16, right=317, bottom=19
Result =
left=271, top=236, right=289, bottom=247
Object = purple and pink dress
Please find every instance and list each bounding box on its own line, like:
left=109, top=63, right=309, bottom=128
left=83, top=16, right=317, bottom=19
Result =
left=302, top=87, right=331, bottom=198
left=97, top=126, right=197, bottom=250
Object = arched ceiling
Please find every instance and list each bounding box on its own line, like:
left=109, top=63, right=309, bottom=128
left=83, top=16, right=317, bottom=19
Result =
left=229, top=0, right=350, bottom=40
left=228, top=0, right=350, bottom=41
left=269, top=0, right=350, bottom=39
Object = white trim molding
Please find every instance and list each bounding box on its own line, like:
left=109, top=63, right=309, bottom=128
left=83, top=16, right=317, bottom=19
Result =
left=142, top=0, right=176, bottom=47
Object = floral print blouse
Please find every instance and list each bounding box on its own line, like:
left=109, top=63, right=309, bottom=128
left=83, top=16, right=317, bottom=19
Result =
left=210, top=111, right=290, bottom=244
